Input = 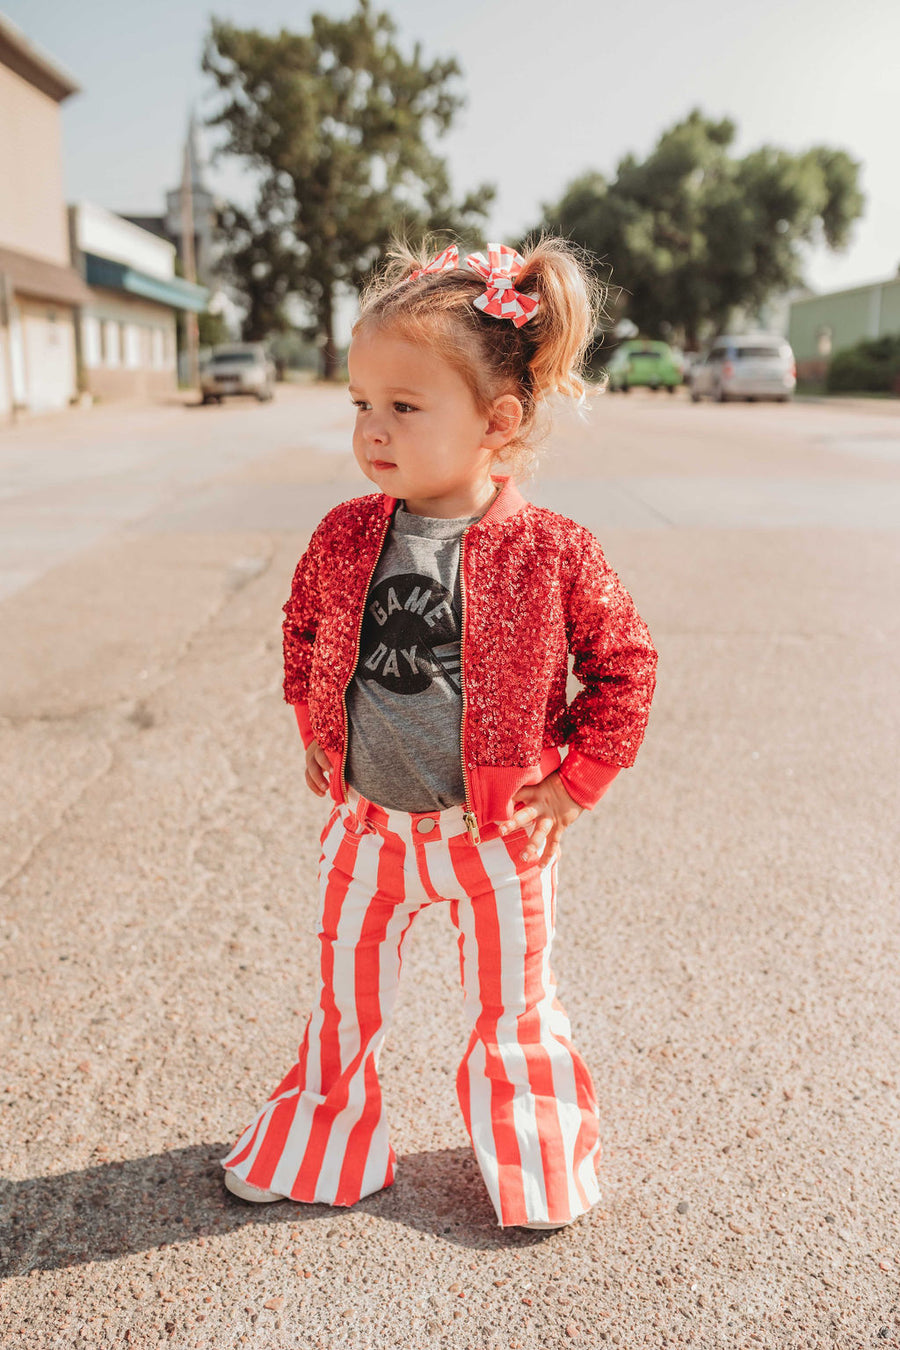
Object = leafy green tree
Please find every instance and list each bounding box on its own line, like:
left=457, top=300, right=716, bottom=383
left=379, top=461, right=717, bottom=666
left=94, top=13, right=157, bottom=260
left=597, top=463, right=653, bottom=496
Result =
left=203, top=1, right=493, bottom=377
left=530, top=109, right=864, bottom=348
left=213, top=200, right=295, bottom=343
left=197, top=308, right=231, bottom=348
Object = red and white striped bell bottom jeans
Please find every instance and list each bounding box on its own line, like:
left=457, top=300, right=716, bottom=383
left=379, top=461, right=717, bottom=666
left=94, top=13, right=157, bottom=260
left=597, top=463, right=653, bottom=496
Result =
left=220, top=786, right=602, bottom=1227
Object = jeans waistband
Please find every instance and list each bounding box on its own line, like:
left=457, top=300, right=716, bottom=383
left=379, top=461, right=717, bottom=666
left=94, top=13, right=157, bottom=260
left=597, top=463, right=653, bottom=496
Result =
left=345, top=784, right=471, bottom=836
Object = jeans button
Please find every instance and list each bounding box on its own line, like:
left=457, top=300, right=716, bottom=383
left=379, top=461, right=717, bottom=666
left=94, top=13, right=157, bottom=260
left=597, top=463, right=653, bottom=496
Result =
left=416, top=817, right=437, bottom=834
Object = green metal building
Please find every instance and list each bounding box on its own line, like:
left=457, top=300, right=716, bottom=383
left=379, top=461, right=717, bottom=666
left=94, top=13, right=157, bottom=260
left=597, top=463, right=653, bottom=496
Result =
left=788, top=275, right=900, bottom=382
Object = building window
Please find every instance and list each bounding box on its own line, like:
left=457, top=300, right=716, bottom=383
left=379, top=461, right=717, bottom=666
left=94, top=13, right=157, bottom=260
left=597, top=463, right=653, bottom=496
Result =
left=152, top=327, right=166, bottom=369
left=83, top=315, right=102, bottom=368
left=816, top=326, right=833, bottom=358
left=103, top=319, right=121, bottom=366
left=124, top=323, right=141, bottom=369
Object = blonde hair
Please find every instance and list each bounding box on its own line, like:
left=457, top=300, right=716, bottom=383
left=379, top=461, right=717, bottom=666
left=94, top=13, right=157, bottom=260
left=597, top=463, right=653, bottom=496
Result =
left=353, top=233, right=605, bottom=478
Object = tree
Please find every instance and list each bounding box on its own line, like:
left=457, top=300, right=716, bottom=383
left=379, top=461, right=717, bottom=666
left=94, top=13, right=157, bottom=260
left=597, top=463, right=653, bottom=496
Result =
left=529, top=109, right=864, bottom=348
left=213, top=199, right=296, bottom=343
left=202, top=2, right=493, bottom=378
left=197, top=309, right=230, bottom=348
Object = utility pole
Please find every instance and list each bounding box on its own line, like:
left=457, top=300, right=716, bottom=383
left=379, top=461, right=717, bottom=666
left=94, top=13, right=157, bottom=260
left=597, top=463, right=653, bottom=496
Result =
left=179, top=129, right=200, bottom=393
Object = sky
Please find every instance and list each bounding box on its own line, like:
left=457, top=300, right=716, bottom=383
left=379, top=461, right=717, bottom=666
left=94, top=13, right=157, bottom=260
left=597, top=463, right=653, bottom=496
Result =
left=7, top=0, right=899, bottom=301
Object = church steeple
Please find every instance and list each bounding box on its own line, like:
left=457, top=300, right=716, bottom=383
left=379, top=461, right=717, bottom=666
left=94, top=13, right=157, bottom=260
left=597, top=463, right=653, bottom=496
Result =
left=184, top=107, right=208, bottom=192
left=164, top=108, right=215, bottom=286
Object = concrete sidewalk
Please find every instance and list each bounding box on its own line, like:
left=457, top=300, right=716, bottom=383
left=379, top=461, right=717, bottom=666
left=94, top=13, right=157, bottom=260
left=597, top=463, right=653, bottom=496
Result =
left=1, top=387, right=898, bottom=1348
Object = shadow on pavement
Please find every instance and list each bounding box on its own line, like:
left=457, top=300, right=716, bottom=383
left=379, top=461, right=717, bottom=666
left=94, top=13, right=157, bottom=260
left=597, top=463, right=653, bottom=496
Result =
left=1, top=1142, right=552, bottom=1275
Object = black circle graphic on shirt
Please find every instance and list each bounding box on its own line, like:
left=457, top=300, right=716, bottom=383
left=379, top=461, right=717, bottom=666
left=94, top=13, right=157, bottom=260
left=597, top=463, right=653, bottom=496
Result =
left=357, top=572, right=459, bottom=695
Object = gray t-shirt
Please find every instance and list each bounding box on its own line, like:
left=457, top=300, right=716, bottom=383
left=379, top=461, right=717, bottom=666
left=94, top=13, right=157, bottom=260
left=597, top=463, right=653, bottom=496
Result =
left=344, top=501, right=482, bottom=811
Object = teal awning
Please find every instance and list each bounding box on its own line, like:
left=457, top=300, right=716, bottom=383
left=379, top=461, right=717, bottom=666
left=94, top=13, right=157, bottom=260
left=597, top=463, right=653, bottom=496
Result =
left=84, top=253, right=209, bottom=311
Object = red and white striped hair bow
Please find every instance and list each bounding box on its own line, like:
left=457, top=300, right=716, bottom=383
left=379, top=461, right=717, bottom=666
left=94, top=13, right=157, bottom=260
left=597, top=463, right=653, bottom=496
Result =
left=404, top=244, right=459, bottom=283
left=464, top=243, right=540, bottom=328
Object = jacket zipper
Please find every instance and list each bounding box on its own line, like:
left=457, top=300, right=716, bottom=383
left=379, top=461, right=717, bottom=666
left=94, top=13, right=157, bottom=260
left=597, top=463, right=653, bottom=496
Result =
left=340, top=513, right=391, bottom=801
left=458, top=524, right=481, bottom=845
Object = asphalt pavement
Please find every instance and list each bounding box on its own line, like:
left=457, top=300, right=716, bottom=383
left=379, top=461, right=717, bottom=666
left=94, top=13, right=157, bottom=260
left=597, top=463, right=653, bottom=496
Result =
left=1, top=384, right=898, bottom=1349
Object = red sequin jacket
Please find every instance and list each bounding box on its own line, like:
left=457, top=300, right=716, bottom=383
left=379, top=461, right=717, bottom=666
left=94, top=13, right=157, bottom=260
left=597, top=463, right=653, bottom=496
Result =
left=282, top=474, right=658, bottom=835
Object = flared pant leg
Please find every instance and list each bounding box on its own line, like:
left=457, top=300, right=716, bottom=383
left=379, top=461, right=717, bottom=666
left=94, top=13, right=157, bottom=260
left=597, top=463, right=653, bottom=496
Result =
left=436, top=829, right=602, bottom=1228
left=220, top=802, right=424, bottom=1205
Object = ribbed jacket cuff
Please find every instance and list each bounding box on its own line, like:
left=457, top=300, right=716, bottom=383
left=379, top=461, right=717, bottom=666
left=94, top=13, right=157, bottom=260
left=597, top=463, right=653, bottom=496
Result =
left=292, top=702, right=315, bottom=749
left=558, top=750, right=621, bottom=809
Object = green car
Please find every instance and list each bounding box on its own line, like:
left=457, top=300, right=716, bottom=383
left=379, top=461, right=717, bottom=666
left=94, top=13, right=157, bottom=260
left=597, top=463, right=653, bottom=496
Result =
left=605, top=339, right=683, bottom=392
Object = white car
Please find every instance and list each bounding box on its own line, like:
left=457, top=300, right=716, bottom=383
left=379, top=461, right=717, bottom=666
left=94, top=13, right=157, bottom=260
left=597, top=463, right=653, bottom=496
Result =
left=689, top=335, right=796, bottom=403
left=201, top=343, right=276, bottom=404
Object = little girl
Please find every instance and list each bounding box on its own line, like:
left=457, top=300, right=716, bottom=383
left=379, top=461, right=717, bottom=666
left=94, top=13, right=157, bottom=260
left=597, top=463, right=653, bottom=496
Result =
left=220, top=237, right=658, bottom=1229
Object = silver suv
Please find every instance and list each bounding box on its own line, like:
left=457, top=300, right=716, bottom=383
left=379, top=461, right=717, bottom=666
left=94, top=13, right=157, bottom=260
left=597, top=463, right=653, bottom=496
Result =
left=200, top=343, right=275, bottom=404
left=689, top=334, right=796, bottom=403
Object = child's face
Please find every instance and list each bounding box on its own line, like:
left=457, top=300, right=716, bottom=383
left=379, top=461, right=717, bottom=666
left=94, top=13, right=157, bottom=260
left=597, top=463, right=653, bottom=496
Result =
left=347, top=326, right=503, bottom=517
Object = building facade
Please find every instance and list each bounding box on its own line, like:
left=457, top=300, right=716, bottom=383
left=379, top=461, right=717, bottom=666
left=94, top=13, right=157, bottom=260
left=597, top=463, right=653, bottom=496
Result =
left=788, top=276, right=900, bottom=383
left=69, top=201, right=207, bottom=402
left=0, top=14, right=91, bottom=417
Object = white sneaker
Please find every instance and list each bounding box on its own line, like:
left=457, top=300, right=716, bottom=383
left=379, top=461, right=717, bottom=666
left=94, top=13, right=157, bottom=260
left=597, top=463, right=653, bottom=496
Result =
left=223, top=1168, right=289, bottom=1203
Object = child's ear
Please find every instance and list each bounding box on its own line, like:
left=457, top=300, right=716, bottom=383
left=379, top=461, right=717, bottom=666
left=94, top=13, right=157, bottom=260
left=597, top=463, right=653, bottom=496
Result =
left=483, top=394, right=523, bottom=448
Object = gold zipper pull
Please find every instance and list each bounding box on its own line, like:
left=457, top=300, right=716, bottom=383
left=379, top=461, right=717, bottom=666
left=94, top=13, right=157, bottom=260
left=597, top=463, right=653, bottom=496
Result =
left=463, top=810, right=481, bottom=845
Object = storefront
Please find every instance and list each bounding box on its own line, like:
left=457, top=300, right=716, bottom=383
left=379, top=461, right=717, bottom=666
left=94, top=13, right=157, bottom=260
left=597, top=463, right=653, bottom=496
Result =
left=69, top=202, right=208, bottom=403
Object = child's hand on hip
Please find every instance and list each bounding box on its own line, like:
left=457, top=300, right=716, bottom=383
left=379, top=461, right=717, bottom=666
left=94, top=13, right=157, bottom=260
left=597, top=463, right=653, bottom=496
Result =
left=497, top=771, right=583, bottom=868
left=305, top=739, right=332, bottom=796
